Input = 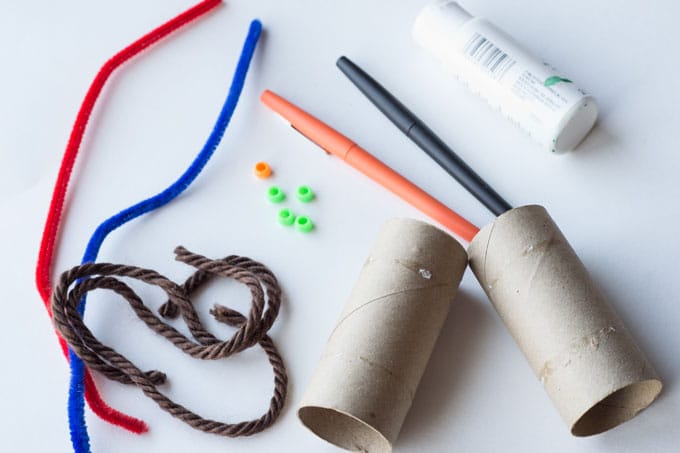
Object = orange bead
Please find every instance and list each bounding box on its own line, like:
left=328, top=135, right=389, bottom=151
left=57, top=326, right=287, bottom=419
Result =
left=254, top=161, right=272, bottom=179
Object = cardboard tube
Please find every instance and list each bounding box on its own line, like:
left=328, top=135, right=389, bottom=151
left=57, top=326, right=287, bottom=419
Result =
left=298, top=218, right=468, bottom=452
left=468, top=205, right=662, bottom=436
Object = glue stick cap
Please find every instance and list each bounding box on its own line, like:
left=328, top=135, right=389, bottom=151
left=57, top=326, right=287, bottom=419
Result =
left=413, top=0, right=472, bottom=56
left=415, top=1, right=471, bottom=37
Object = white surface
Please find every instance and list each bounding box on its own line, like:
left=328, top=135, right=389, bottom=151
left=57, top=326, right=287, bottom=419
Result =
left=1, top=1, right=679, bottom=452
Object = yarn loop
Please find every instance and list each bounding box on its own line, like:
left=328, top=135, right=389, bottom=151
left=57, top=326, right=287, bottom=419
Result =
left=53, top=247, right=288, bottom=437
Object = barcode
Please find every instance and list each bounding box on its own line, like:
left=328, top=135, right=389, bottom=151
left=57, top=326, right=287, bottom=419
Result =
left=463, top=33, right=516, bottom=80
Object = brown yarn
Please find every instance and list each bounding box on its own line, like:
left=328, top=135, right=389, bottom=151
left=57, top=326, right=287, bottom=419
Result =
left=51, top=246, right=287, bottom=437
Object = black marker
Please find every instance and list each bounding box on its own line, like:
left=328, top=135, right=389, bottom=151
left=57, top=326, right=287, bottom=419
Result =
left=336, top=56, right=512, bottom=216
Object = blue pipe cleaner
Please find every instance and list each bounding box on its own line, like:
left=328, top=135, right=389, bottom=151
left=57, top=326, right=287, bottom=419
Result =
left=67, top=20, right=262, bottom=453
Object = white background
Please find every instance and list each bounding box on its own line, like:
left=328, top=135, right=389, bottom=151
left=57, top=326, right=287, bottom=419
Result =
left=1, top=0, right=679, bottom=452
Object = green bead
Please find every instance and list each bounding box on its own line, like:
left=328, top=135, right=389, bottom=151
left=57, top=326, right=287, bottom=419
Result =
left=295, top=215, right=314, bottom=233
left=267, top=186, right=285, bottom=203
left=295, top=185, right=315, bottom=203
left=278, top=208, right=295, bottom=226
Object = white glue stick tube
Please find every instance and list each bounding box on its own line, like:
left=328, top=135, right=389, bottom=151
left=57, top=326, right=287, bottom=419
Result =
left=413, top=0, right=598, bottom=153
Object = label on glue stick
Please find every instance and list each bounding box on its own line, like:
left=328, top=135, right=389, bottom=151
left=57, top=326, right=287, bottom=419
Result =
left=451, top=19, right=595, bottom=151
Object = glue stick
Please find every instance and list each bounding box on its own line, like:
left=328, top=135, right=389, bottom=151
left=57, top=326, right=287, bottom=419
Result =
left=413, top=0, right=598, bottom=153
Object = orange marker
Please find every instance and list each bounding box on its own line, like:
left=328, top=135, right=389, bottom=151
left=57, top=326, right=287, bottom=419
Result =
left=260, top=90, right=479, bottom=242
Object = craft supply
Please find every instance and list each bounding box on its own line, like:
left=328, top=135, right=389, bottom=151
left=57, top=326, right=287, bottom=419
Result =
left=296, top=185, right=315, bottom=203
left=52, top=247, right=288, bottom=437
left=413, top=0, right=598, bottom=153
left=260, top=90, right=479, bottom=242
left=336, top=56, right=511, bottom=216
left=34, top=0, right=222, bottom=439
left=278, top=208, right=296, bottom=226
left=298, top=218, right=468, bottom=452
left=467, top=205, right=662, bottom=436
left=64, top=19, right=263, bottom=452
left=294, top=215, right=314, bottom=233
left=254, top=161, right=272, bottom=179
left=267, top=186, right=286, bottom=203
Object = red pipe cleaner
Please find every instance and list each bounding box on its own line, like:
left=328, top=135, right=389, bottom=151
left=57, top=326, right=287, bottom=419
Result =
left=35, top=0, right=222, bottom=434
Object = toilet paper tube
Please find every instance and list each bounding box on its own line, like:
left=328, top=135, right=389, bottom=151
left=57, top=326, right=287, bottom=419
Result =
left=468, top=205, right=662, bottom=436
left=298, top=218, right=468, bottom=452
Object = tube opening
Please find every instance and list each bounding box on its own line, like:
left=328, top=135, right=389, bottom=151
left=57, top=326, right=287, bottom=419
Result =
left=298, top=406, right=391, bottom=453
left=571, top=379, right=662, bottom=436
